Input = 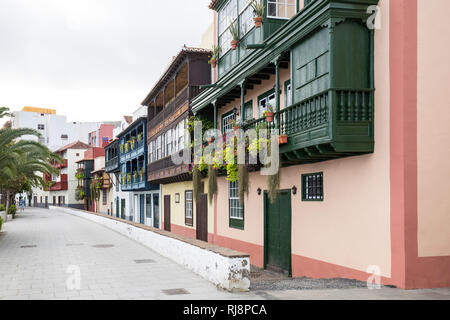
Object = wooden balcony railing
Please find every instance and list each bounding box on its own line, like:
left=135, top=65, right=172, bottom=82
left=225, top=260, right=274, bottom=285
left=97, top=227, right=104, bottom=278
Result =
left=148, top=87, right=189, bottom=130
left=243, top=88, right=374, bottom=161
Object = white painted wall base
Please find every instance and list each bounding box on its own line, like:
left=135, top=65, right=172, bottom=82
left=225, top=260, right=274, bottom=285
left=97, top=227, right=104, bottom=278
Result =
left=52, top=206, right=250, bottom=292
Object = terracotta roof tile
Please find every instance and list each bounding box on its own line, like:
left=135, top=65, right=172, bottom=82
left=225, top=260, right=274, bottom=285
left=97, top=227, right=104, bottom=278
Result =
left=55, top=141, right=89, bottom=153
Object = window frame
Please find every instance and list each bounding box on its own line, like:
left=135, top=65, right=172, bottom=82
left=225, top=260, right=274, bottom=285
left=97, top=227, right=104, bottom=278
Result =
left=301, top=172, right=324, bottom=201
left=266, top=0, right=297, bottom=20
left=228, top=180, right=244, bottom=229
left=284, top=79, right=292, bottom=108
left=258, top=88, right=276, bottom=118
left=185, top=190, right=193, bottom=226
left=221, top=110, right=236, bottom=133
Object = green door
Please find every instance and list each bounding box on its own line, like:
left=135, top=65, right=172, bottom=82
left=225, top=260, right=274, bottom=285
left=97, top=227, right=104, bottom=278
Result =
left=121, top=199, right=126, bottom=219
left=264, top=190, right=292, bottom=274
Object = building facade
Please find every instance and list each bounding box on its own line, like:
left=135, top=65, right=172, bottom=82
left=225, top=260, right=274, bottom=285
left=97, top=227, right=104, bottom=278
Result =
left=47, top=141, right=89, bottom=209
left=142, top=47, right=212, bottom=239
left=117, top=111, right=160, bottom=225
left=178, top=0, right=450, bottom=289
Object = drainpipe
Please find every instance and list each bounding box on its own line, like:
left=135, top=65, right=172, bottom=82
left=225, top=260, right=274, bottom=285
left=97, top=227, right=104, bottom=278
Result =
left=212, top=100, right=217, bottom=130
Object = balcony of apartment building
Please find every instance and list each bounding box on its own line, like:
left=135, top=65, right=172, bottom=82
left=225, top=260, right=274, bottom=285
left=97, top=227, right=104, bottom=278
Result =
left=121, top=155, right=147, bottom=191
left=142, top=47, right=212, bottom=184
left=192, top=0, right=377, bottom=165
left=44, top=173, right=68, bottom=191
left=105, top=139, right=120, bottom=173
left=76, top=159, right=94, bottom=195
left=118, top=119, right=146, bottom=163
left=92, top=169, right=112, bottom=190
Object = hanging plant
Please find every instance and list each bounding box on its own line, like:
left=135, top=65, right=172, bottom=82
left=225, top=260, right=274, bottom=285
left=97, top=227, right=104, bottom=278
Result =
left=267, top=156, right=281, bottom=204
left=137, top=133, right=143, bottom=143
left=208, top=165, right=217, bottom=205
left=192, top=165, right=202, bottom=202
left=238, top=164, right=249, bottom=204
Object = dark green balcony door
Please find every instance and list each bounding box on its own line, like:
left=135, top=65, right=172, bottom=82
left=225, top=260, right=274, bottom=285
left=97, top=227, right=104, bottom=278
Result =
left=264, top=190, right=292, bottom=274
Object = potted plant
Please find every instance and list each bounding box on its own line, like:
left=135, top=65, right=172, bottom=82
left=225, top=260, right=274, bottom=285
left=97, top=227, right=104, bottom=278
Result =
left=263, top=104, right=275, bottom=122
left=127, top=173, right=132, bottom=184
left=278, top=134, right=288, bottom=145
left=133, top=171, right=138, bottom=182
left=209, top=45, right=221, bottom=68
left=139, top=167, right=145, bottom=181
left=229, top=21, right=239, bottom=50
left=251, top=0, right=265, bottom=28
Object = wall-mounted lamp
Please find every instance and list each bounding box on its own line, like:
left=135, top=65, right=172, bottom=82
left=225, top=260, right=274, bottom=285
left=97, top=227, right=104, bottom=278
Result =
left=233, top=107, right=239, bottom=116
left=175, top=193, right=180, bottom=203
left=257, top=188, right=262, bottom=196
left=292, top=186, right=297, bottom=195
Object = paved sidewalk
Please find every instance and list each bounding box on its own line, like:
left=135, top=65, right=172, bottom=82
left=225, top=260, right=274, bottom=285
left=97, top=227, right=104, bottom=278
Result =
left=0, top=208, right=258, bottom=300
left=0, top=208, right=449, bottom=300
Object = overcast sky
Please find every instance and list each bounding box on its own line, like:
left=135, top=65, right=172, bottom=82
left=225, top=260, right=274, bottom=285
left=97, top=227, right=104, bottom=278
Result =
left=0, top=0, right=213, bottom=125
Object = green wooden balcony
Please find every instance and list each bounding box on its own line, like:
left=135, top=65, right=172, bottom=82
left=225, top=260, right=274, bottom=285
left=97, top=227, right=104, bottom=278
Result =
left=243, top=87, right=374, bottom=163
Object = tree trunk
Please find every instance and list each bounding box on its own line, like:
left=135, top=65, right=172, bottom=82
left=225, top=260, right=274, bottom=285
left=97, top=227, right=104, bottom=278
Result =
left=5, top=190, right=10, bottom=222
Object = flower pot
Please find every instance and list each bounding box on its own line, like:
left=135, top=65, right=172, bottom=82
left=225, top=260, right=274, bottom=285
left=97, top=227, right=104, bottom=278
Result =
left=210, top=59, right=217, bottom=68
left=207, top=137, right=215, bottom=145
left=231, top=40, right=238, bottom=50
left=254, top=16, right=263, bottom=28
left=265, top=112, right=274, bottom=123
left=278, top=134, right=288, bottom=145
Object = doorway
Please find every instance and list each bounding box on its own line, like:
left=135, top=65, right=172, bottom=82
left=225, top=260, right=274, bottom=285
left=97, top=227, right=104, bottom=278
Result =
left=264, top=190, right=292, bottom=275
left=196, top=194, right=208, bottom=242
left=164, top=195, right=171, bottom=231
left=139, top=194, right=145, bottom=224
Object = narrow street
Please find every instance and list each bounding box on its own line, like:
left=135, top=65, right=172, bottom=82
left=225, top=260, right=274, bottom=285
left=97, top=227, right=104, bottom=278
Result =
left=0, top=208, right=449, bottom=300
left=0, top=208, right=258, bottom=300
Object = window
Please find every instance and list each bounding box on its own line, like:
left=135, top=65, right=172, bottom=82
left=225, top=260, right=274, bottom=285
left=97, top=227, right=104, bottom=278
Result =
left=238, top=0, right=254, bottom=37
left=222, top=111, right=236, bottom=133
left=37, top=124, right=45, bottom=130
left=229, top=181, right=244, bottom=229
left=258, top=89, right=276, bottom=117
left=218, top=0, right=254, bottom=56
left=302, top=172, right=324, bottom=201
left=166, top=129, right=173, bottom=156
left=267, top=0, right=296, bottom=19
left=285, top=80, right=292, bottom=107
left=185, top=190, right=193, bottom=226
left=102, top=190, right=107, bottom=205
left=244, top=101, right=253, bottom=121
left=146, top=194, right=152, bottom=219
left=218, top=0, right=237, bottom=54
left=156, top=136, right=162, bottom=160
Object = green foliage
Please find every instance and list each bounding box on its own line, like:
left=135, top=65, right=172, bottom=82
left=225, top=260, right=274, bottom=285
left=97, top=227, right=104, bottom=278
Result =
left=0, top=204, right=4, bottom=212
left=209, top=45, right=221, bottom=64
left=267, top=160, right=281, bottom=204
left=192, top=165, right=202, bottom=202
left=229, top=20, right=239, bottom=41
left=75, top=171, right=85, bottom=180
left=75, top=187, right=85, bottom=201
left=238, top=164, right=249, bottom=203
left=0, top=216, right=3, bottom=231
left=8, top=205, right=17, bottom=218
left=208, top=165, right=217, bottom=205
left=251, top=0, right=265, bottom=17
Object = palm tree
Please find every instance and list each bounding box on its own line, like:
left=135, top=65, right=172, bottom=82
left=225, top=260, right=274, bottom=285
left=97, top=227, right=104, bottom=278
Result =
left=0, top=107, right=63, bottom=221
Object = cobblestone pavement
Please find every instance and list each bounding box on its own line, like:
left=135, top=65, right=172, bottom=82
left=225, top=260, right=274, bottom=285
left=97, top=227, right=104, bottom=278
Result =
left=1, top=208, right=449, bottom=300
left=0, top=208, right=259, bottom=300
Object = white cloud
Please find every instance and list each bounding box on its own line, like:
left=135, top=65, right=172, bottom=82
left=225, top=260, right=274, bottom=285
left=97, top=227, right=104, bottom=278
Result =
left=0, top=0, right=213, bottom=124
